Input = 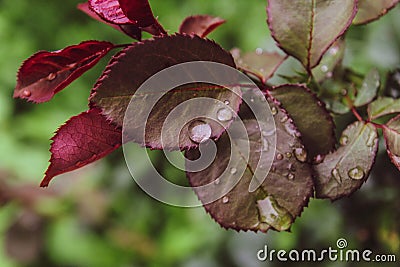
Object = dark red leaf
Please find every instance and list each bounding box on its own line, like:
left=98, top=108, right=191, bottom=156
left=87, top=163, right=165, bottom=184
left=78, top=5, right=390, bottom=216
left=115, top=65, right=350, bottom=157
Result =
left=89, top=0, right=133, bottom=24
left=78, top=2, right=142, bottom=40
left=118, top=0, right=166, bottom=35
left=179, top=15, right=226, bottom=38
left=14, top=41, right=114, bottom=103
left=41, top=108, right=122, bottom=187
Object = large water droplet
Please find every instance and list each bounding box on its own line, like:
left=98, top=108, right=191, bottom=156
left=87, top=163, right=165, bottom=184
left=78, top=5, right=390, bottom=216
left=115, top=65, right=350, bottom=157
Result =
left=348, top=166, right=365, bottom=180
left=224, top=100, right=230, bottom=105
left=188, top=120, right=212, bottom=144
left=340, top=135, right=349, bottom=146
left=217, top=108, right=233, bottom=122
left=285, top=152, right=292, bottom=158
left=271, top=107, right=278, bottom=115
left=287, top=173, right=295, bottom=180
left=321, top=65, right=329, bottom=73
left=256, top=48, right=263, bottom=55
left=294, top=148, right=307, bottom=163
left=257, top=196, right=292, bottom=231
left=47, top=73, right=57, bottom=81
left=222, top=196, right=229, bottom=203
left=230, top=167, right=237, bottom=174
left=331, top=168, right=342, bottom=183
left=22, top=90, right=31, bottom=97
left=314, top=154, right=325, bottom=164
left=276, top=153, right=284, bottom=160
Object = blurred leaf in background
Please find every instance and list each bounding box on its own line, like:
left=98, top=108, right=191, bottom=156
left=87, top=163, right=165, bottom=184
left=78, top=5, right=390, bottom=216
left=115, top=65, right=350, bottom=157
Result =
left=0, top=1, right=399, bottom=266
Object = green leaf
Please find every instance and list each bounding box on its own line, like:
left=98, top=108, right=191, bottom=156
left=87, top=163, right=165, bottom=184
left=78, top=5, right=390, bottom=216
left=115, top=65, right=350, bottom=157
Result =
left=368, top=97, right=400, bottom=120
left=354, top=68, right=380, bottom=107
left=267, top=0, right=357, bottom=70
left=353, top=0, right=399, bottom=25
left=91, top=34, right=240, bottom=150
left=313, top=121, right=379, bottom=200
left=311, top=39, right=345, bottom=83
left=383, top=115, right=400, bottom=171
left=185, top=96, right=313, bottom=232
left=270, top=84, right=336, bottom=158
left=230, top=48, right=287, bottom=83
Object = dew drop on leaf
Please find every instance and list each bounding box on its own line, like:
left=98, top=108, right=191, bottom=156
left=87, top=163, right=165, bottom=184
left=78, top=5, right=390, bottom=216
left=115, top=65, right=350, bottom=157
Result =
left=217, top=108, right=233, bottom=122
left=276, top=153, right=284, bottom=160
left=314, top=154, right=325, bottom=164
left=294, top=147, right=307, bottom=163
left=22, top=90, right=31, bottom=97
left=287, top=173, right=295, bottom=180
left=348, top=166, right=365, bottom=180
left=256, top=196, right=292, bottom=231
left=214, top=178, right=220, bottom=185
left=47, top=73, right=57, bottom=81
left=321, top=65, right=328, bottom=73
left=285, top=152, right=292, bottom=158
left=271, top=106, right=278, bottom=115
left=188, top=120, right=212, bottom=144
left=331, top=168, right=342, bottom=184
left=255, top=47, right=263, bottom=55
left=230, top=167, right=237, bottom=174
left=340, top=135, right=349, bottom=146
left=222, top=196, right=229, bottom=203
left=224, top=100, right=230, bottom=105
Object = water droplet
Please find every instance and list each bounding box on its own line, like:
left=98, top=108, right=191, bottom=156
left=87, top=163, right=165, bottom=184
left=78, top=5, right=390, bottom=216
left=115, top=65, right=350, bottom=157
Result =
left=331, top=168, right=342, bottom=184
left=276, top=153, right=284, bottom=160
left=329, top=46, right=339, bottom=55
left=222, top=196, right=229, bottom=203
left=214, top=178, right=220, bottom=185
left=314, top=154, right=325, bottom=164
left=22, top=90, right=31, bottom=97
left=280, top=116, right=289, bottom=123
left=67, top=62, right=78, bottom=68
left=285, top=152, right=292, bottom=158
left=224, top=100, right=230, bottom=105
left=366, top=132, right=377, bottom=147
left=257, top=196, right=292, bottom=231
left=250, top=98, right=255, bottom=102
left=230, top=167, right=237, bottom=174
left=188, top=120, right=212, bottom=144
left=340, top=89, right=348, bottom=96
left=326, top=72, right=333, bottom=78
left=287, top=173, right=295, bottom=180
left=256, top=48, right=263, bottom=55
left=348, top=166, right=365, bottom=180
left=340, top=135, right=349, bottom=146
left=321, top=65, right=329, bottom=73
left=271, top=107, right=278, bottom=115
left=294, top=148, right=307, bottom=162
left=47, top=73, right=57, bottom=81
left=217, top=108, right=233, bottom=122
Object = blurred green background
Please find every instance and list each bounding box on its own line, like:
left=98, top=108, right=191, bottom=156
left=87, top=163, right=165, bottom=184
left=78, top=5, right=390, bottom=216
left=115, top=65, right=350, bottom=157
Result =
left=0, top=1, right=399, bottom=266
